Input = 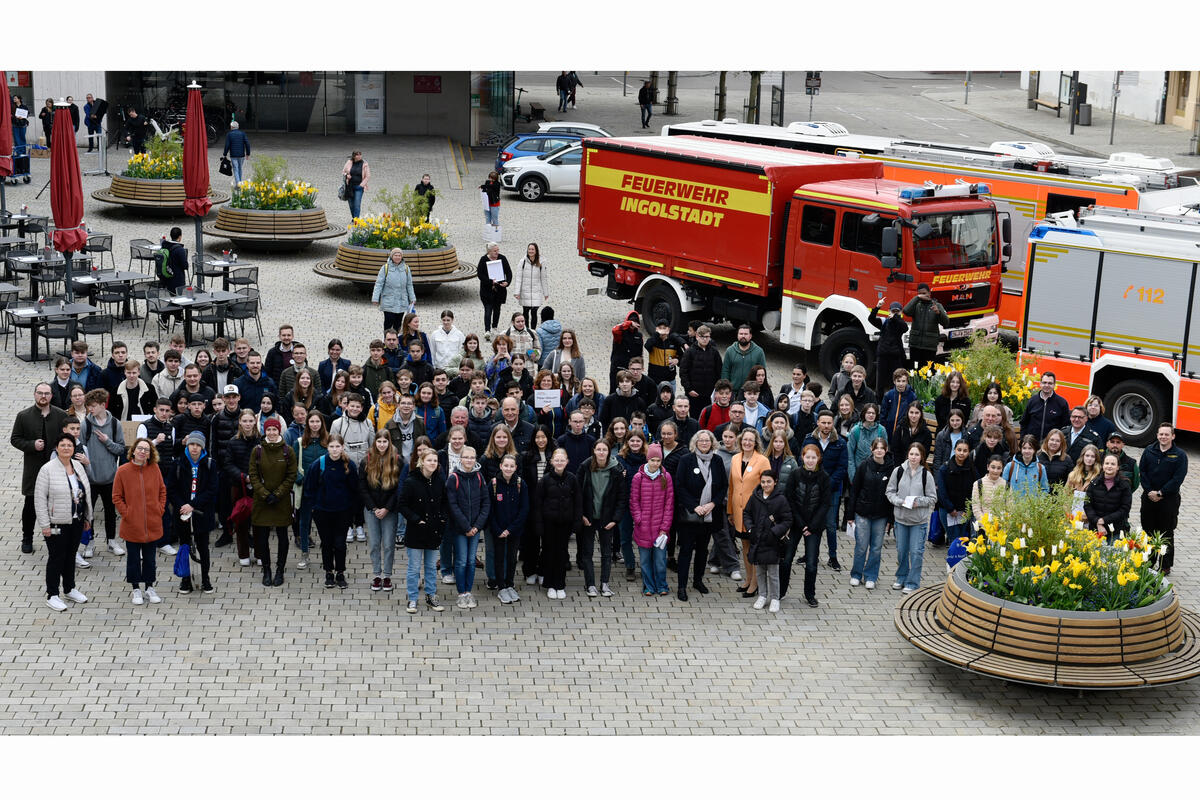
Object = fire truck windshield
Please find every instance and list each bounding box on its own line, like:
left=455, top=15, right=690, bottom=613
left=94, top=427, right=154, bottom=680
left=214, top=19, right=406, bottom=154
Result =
left=912, top=211, right=996, bottom=270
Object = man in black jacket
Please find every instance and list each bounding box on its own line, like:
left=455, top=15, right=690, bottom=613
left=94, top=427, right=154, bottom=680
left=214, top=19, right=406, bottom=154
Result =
left=263, top=324, right=296, bottom=386
left=609, top=311, right=642, bottom=393
left=11, top=384, right=68, bottom=552
left=601, top=369, right=646, bottom=428
left=638, top=81, right=654, bottom=128
left=124, top=107, right=150, bottom=154
left=555, top=411, right=596, bottom=474
left=644, top=320, right=688, bottom=388
left=679, top=324, right=722, bottom=419
left=555, top=71, right=571, bottom=113
left=158, top=228, right=188, bottom=328
left=1019, top=372, right=1070, bottom=442
left=1140, top=423, right=1188, bottom=575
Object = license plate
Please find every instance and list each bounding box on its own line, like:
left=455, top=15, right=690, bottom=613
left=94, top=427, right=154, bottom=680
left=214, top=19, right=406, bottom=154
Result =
left=949, top=327, right=972, bottom=340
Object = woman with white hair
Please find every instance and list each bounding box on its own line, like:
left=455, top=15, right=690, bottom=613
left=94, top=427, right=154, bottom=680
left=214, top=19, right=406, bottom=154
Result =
left=373, top=247, right=417, bottom=332
left=222, top=121, right=251, bottom=183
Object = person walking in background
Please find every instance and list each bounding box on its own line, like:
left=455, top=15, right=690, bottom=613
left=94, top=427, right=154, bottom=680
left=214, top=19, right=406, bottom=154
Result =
left=113, top=438, right=168, bottom=606
left=342, top=150, right=369, bottom=220
left=373, top=248, right=416, bottom=333
left=123, top=107, right=150, bottom=154
left=66, top=96, right=80, bottom=138
left=567, top=71, right=583, bottom=108
left=902, top=283, right=949, bottom=370
left=84, top=93, right=107, bottom=153
left=638, top=81, right=654, bottom=128
left=415, top=174, right=436, bottom=220
left=222, top=121, right=251, bottom=184
left=480, top=171, right=502, bottom=233
left=34, top=434, right=93, bottom=611
left=476, top=242, right=511, bottom=338
left=556, top=71, right=571, bottom=113
left=512, top=243, right=549, bottom=327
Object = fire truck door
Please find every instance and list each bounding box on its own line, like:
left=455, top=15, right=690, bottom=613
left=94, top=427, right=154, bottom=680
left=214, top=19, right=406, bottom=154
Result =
left=837, top=210, right=891, bottom=304
left=788, top=202, right=839, bottom=306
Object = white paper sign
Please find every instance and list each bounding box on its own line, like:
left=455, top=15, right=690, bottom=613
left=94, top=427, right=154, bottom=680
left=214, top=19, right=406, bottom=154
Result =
left=15, top=108, right=28, bottom=119
left=903, top=495, right=916, bottom=509
left=486, top=259, right=505, bottom=282
left=481, top=191, right=489, bottom=212
left=534, top=389, right=560, bottom=409
left=75, top=276, right=96, bottom=284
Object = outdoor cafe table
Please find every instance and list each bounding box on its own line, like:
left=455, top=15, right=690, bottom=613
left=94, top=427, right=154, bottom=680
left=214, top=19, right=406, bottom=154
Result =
left=7, top=252, right=94, bottom=298
left=170, top=290, right=240, bottom=345
left=197, top=258, right=253, bottom=291
left=72, top=270, right=155, bottom=320
left=9, top=301, right=98, bottom=362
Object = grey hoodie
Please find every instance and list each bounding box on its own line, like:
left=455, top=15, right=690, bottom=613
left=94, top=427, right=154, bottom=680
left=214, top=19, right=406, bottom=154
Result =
left=84, top=412, right=126, bottom=484
left=885, top=462, right=938, bottom=526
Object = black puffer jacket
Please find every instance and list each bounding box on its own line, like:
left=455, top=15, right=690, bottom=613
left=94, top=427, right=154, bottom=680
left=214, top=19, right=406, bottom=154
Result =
left=1084, top=474, right=1132, bottom=536
left=1038, top=451, right=1074, bottom=486
left=533, top=468, right=582, bottom=534
left=399, top=469, right=447, bottom=549
left=208, top=409, right=241, bottom=464
left=679, top=343, right=722, bottom=402
left=221, top=434, right=259, bottom=486
left=784, top=466, right=830, bottom=535
left=746, top=487, right=793, bottom=564
left=848, top=454, right=895, bottom=520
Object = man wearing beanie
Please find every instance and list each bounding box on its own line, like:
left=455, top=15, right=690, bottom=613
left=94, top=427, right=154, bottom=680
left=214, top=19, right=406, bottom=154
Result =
left=248, top=417, right=297, bottom=587
left=170, top=431, right=219, bottom=594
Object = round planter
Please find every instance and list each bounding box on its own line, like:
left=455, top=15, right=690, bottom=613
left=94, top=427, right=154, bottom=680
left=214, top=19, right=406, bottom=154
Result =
left=313, top=243, right=476, bottom=290
left=203, top=206, right=345, bottom=251
left=938, top=560, right=1183, bottom=666
left=91, top=175, right=230, bottom=212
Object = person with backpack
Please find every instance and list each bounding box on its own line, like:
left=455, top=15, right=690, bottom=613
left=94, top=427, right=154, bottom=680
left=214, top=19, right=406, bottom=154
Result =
left=170, top=431, right=219, bottom=595
left=303, top=433, right=358, bottom=590
left=886, top=442, right=938, bottom=593
left=155, top=228, right=189, bottom=324
left=248, top=418, right=297, bottom=588
left=1002, top=435, right=1050, bottom=497
left=446, top=446, right=490, bottom=609
left=488, top=453, right=529, bottom=604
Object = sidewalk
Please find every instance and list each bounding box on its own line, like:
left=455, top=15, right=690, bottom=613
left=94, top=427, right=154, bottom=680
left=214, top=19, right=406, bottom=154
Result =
left=923, top=87, right=1200, bottom=167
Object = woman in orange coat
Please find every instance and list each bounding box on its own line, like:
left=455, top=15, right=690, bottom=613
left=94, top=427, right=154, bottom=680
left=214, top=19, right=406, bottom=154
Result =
left=727, top=427, right=770, bottom=597
left=113, top=437, right=168, bottom=606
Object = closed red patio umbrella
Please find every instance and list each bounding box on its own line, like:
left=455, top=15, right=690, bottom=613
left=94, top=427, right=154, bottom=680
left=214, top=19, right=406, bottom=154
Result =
left=183, top=81, right=211, bottom=288
left=50, top=101, right=86, bottom=301
left=0, top=78, right=13, bottom=212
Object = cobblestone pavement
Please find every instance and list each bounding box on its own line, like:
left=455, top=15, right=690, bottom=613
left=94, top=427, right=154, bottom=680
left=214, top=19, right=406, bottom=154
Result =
left=2, top=73, right=1199, bottom=734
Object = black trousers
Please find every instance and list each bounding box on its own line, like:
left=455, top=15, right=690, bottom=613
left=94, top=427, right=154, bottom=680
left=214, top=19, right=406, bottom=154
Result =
left=489, top=530, right=521, bottom=589
left=125, top=540, right=157, bottom=588
left=480, top=291, right=502, bottom=332
left=92, top=482, right=117, bottom=540
left=909, top=347, right=939, bottom=372
left=873, top=352, right=906, bottom=398
left=522, top=307, right=540, bottom=332
left=313, top=510, right=349, bottom=573
left=45, top=521, right=82, bottom=597
left=780, top=529, right=822, bottom=600
left=1142, top=493, right=1181, bottom=572
left=521, top=523, right=542, bottom=578
left=23, top=495, right=37, bottom=547
left=540, top=521, right=572, bottom=590
left=578, top=523, right=615, bottom=587
left=253, top=524, right=290, bottom=571
left=677, top=519, right=718, bottom=588
left=383, top=311, right=405, bottom=333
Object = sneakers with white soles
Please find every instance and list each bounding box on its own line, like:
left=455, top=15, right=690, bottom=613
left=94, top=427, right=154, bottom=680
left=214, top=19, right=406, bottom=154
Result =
left=159, top=544, right=177, bottom=555
left=849, top=577, right=861, bottom=587
left=145, top=587, right=162, bottom=604
left=769, top=599, right=780, bottom=613
left=109, top=540, right=125, bottom=556
left=75, top=553, right=90, bottom=569
left=131, top=588, right=144, bottom=605
left=753, top=596, right=767, bottom=610
left=601, top=583, right=614, bottom=597
left=46, top=595, right=67, bottom=611
left=865, top=581, right=876, bottom=590
left=66, top=589, right=88, bottom=603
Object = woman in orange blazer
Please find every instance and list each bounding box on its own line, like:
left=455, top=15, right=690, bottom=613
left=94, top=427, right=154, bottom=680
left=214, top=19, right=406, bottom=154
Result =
left=727, top=427, right=769, bottom=596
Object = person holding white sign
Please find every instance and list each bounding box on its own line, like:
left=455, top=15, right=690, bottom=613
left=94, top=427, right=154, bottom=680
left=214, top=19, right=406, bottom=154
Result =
left=475, top=242, right=511, bottom=339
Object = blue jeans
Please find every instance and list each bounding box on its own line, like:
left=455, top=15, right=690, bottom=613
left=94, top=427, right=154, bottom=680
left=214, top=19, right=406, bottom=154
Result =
left=440, top=535, right=454, bottom=578
left=406, top=548, right=438, bottom=602
left=618, top=511, right=635, bottom=567
left=453, top=532, right=481, bottom=593
left=394, top=513, right=407, bottom=544
left=485, top=205, right=499, bottom=227
left=640, top=103, right=652, bottom=127
left=894, top=522, right=928, bottom=590
left=639, top=546, right=668, bottom=594
left=365, top=510, right=396, bottom=576
left=349, top=186, right=363, bottom=220
left=558, top=89, right=570, bottom=112
left=231, top=157, right=245, bottom=183
left=825, top=488, right=842, bottom=560
left=851, top=515, right=888, bottom=583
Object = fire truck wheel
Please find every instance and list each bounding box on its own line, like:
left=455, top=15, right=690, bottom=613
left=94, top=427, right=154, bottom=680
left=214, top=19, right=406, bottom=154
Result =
left=637, top=283, right=683, bottom=334
left=820, top=327, right=870, bottom=381
left=1103, top=379, right=1165, bottom=448
left=518, top=177, right=547, bottom=202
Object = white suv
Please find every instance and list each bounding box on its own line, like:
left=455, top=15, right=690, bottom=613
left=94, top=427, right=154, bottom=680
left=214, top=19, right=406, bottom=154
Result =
left=536, top=121, right=613, bottom=138
left=500, top=143, right=583, bottom=202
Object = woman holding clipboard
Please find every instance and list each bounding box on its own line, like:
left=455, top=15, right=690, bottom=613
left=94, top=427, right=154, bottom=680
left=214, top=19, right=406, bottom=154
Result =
left=476, top=242, right=512, bottom=340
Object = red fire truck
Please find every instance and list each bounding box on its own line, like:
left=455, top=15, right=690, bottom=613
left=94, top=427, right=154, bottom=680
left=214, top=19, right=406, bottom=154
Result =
left=579, top=136, right=1008, bottom=377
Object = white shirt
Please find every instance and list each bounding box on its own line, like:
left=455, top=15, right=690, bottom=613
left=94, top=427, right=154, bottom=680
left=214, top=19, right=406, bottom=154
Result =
left=431, top=325, right=466, bottom=369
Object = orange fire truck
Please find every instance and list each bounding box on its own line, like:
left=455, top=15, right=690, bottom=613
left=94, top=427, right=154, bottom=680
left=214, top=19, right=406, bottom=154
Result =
left=1021, top=207, right=1200, bottom=446
left=663, top=119, right=1200, bottom=339
left=579, top=136, right=1008, bottom=378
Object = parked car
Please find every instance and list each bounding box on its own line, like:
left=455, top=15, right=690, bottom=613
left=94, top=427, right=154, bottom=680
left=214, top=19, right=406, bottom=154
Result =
left=500, top=143, right=583, bottom=201
left=495, top=133, right=579, bottom=172
left=536, top=121, right=614, bottom=138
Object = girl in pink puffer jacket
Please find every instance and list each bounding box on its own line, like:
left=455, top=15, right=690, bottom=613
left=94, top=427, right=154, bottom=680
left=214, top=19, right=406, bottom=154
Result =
left=630, top=444, right=674, bottom=596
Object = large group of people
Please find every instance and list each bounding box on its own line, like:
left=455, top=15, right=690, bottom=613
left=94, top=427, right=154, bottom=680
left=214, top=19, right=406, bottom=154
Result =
left=10, top=247, right=1190, bottom=615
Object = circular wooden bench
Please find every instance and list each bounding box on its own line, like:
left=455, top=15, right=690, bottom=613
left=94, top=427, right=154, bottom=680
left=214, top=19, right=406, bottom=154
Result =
left=92, top=175, right=229, bottom=212
left=314, top=243, right=476, bottom=290
left=203, top=207, right=346, bottom=251
left=896, top=564, right=1200, bottom=689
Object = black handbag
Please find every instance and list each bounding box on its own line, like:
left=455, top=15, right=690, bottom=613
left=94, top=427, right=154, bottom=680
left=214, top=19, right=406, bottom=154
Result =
left=218, top=156, right=233, bottom=176
left=337, top=179, right=348, bottom=201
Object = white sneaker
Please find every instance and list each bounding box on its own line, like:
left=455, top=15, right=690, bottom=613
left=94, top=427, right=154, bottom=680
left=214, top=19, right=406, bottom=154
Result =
left=83, top=545, right=94, bottom=558
left=355, top=526, right=366, bottom=542
left=556, top=588, right=566, bottom=599
left=586, top=585, right=598, bottom=598
left=131, top=588, right=144, bottom=605
left=865, top=580, right=877, bottom=590
left=709, top=565, right=719, bottom=574
left=145, top=587, right=162, bottom=604
left=346, top=528, right=355, bottom=542
left=526, top=574, right=538, bottom=585
left=65, top=589, right=88, bottom=603
left=849, top=577, right=861, bottom=587
left=256, top=558, right=262, bottom=566
left=547, top=588, right=556, bottom=599
left=601, top=583, right=614, bottom=597
left=456, top=593, right=469, bottom=609
left=753, top=596, right=767, bottom=610
left=498, top=588, right=512, bottom=604
left=902, top=586, right=915, bottom=594
left=466, top=592, right=478, bottom=608
left=769, top=599, right=780, bottom=613
left=509, top=588, right=521, bottom=603
left=159, top=544, right=177, bottom=555
left=109, top=540, right=125, bottom=556
left=441, top=573, right=455, bottom=584
left=297, top=555, right=308, bottom=569
left=730, top=570, right=743, bottom=582
left=891, top=582, right=903, bottom=590
left=75, top=552, right=91, bottom=569
left=239, top=558, right=251, bottom=566
left=406, top=601, right=418, bottom=613
left=46, top=595, right=68, bottom=612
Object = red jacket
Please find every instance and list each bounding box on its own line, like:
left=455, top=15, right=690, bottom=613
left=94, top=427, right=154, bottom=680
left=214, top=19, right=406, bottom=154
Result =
left=699, top=402, right=731, bottom=432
